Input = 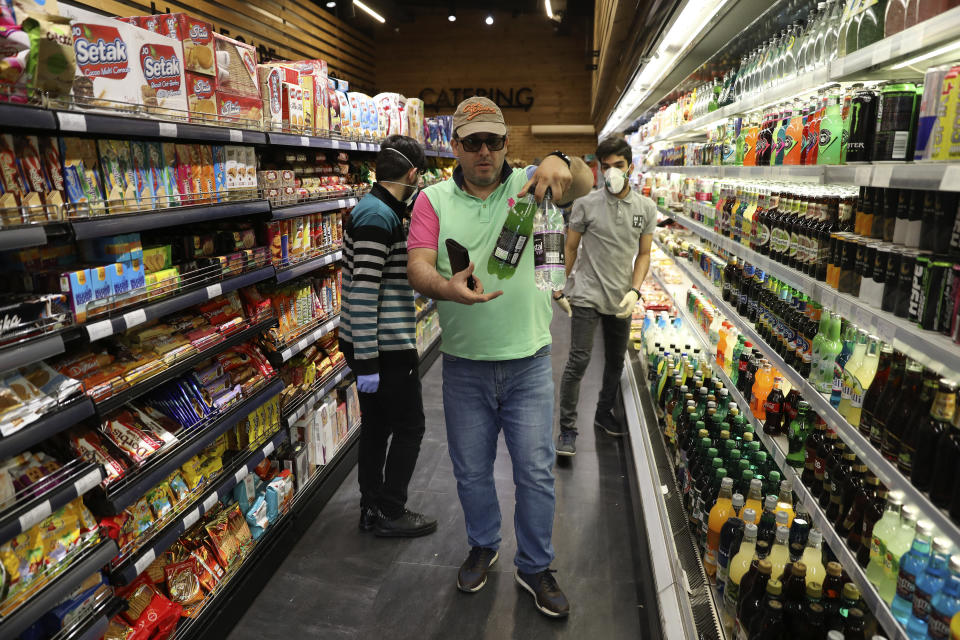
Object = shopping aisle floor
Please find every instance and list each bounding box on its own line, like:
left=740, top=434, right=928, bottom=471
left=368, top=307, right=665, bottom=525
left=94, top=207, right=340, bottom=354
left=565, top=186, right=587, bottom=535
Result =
left=227, top=310, right=659, bottom=640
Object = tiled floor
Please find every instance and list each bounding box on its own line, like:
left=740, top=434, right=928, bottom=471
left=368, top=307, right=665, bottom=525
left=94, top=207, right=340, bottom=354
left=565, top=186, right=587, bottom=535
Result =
left=227, top=309, right=658, bottom=640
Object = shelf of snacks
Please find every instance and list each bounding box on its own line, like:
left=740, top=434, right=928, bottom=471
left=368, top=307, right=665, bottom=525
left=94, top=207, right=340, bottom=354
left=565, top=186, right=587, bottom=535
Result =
left=657, top=204, right=960, bottom=378
left=0, top=531, right=118, bottom=639
left=652, top=233, right=960, bottom=549
left=88, top=375, right=284, bottom=515
left=89, top=316, right=277, bottom=416
left=647, top=263, right=906, bottom=640
left=274, top=249, right=342, bottom=285
left=416, top=298, right=436, bottom=322
left=0, top=395, right=95, bottom=461
left=267, top=315, right=341, bottom=368
left=281, top=365, right=351, bottom=429
left=0, top=457, right=103, bottom=546
left=270, top=196, right=358, bottom=221
left=0, top=102, right=58, bottom=132
left=109, top=428, right=287, bottom=586
left=42, top=591, right=125, bottom=640
left=54, top=107, right=268, bottom=145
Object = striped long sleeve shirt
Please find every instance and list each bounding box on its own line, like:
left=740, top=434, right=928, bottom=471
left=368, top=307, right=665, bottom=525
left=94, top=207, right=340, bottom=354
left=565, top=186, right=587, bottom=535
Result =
left=339, top=183, right=418, bottom=374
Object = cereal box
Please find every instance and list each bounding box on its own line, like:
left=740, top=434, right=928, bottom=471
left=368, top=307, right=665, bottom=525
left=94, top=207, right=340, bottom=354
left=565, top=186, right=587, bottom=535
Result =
left=213, top=33, right=259, bottom=98
left=216, top=91, right=263, bottom=128
left=185, top=71, right=216, bottom=121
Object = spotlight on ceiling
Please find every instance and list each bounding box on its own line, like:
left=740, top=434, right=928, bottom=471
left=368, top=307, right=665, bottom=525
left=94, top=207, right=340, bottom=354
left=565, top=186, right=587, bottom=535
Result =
left=485, top=14, right=494, bottom=25
left=326, top=1, right=336, bottom=6
left=448, top=9, right=456, bottom=21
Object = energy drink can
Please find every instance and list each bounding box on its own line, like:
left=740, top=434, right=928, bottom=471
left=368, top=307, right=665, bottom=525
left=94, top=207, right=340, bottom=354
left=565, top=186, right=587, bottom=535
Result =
left=940, top=262, right=959, bottom=336
left=897, top=250, right=919, bottom=318
left=908, top=253, right=931, bottom=324
left=920, top=259, right=952, bottom=331
left=932, top=65, right=960, bottom=161
left=914, top=65, right=951, bottom=161
left=838, top=235, right=860, bottom=295
left=881, top=248, right=901, bottom=313
left=846, top=87, right=880, bottom=163
left=874, top=83, right=919, bottom=162
left=952, top=264, right=960, bottom=344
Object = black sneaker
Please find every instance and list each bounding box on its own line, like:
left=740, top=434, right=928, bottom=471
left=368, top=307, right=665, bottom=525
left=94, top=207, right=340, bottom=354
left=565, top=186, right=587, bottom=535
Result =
left=515, top=569, right=570, bottom=618
left=373, top=509, right=438, bottom=538
left=595, top=409, right=626, bottom=437
left=556, top=431, right=576, bottom=457
left=457, top=547, right=499, bottom=593
left=359, top=506, right=379, bottom=532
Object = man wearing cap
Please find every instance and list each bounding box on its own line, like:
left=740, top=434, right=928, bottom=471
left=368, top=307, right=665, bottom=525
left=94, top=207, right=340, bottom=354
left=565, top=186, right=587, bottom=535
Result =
left=554, top=136, right=656, bottom=456
left=407, top=98, right=593, bottom=617
left=340, top=135, right=438, bottom=538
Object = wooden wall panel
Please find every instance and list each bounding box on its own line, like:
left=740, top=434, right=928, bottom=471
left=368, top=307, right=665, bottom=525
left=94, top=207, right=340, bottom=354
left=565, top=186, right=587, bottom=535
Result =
left=376, top=10, right=597, bottom=163
left=71, top=0, right=376, bottom=90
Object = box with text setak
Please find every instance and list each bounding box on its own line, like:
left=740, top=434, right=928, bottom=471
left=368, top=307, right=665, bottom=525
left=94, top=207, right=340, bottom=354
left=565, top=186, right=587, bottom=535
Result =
left=61, top=5, right=141, bottom=109
left=216, top=91, right=263, bottom=128
left=128, top=13, right=216, bottom=77
left=186, top=71, right=216, bottom=121
left=132, top=27, right=188, bottom=116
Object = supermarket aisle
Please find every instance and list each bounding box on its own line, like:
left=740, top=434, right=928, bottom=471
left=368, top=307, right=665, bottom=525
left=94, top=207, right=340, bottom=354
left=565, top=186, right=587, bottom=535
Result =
left=227, top=310, right=659, bottom=640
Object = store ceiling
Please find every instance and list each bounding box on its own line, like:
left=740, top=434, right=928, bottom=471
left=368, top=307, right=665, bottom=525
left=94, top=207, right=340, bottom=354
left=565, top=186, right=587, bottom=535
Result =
left=319, top=0, right=594, bottom=28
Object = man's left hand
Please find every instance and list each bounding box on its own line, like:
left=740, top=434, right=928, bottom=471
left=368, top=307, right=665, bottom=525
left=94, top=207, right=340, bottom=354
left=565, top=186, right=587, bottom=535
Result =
left=616, top=290, right=639, bottom=319
left=519, top=155, right=572, bottom=203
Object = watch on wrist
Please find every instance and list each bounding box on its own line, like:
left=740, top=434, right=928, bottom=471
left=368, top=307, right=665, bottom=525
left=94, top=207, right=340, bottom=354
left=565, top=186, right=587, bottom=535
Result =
left=547, top=150, right=571, bottom=168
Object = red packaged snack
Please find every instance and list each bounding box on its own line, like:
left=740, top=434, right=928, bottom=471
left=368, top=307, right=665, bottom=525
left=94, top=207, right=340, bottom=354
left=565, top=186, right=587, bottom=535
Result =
left=164, top=559, right=203, bottom=605
left=128, top=591, right=183, bottom=640
left=204, top=510, right=239, bottom=568
left=69, top=429, right=127, bottom=484
left=101, top=409, right=165, bottom=464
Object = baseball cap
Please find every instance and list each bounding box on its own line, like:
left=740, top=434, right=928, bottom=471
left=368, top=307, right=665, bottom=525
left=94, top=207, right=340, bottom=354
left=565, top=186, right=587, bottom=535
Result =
left=452, top=97, right=507, bottom=138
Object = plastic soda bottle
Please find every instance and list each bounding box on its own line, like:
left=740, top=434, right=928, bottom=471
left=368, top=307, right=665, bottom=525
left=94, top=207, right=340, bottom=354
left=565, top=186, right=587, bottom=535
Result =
left=487, top=193, right=536, bottom=279
left=533, top=187, right=566, bottom=291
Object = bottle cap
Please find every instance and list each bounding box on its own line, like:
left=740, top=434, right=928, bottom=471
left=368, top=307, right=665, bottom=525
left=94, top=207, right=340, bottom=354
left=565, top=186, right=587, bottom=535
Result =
left=791, top=562, right=807, bottom=576
left=780, top=479, right=793, bottom=493
left=742, top=509, right=757, bottom=523
left=749, top=478, right=762, bottom=492
left=721, top=477, right=734, bottom=489
left=764, top=495, right=778, bottom=510
left=933, top=537, right=953, bottom=555
left=842, top=582, right=860, bottom=601
left=687, top=405, right=696, bottom=413
left=775, top=525, right=789, bottom=542
left=917, top=520, right=935, bottom=537
left=758, top=558, right=772, bottom=574
left=775, top=510, right=790, bottom=526
left=827, top=632, right=844, bottom=640
left=826, top=561, right=842, bottom=576
left=806, top=582, right=823, bottom=599
left=766, top=578, right=783, bottom=596
left=717, top=468, right=728, bottom=478
left=902, top=505, right=919, bottom=525
left=950, top=555, right=960, bottom=573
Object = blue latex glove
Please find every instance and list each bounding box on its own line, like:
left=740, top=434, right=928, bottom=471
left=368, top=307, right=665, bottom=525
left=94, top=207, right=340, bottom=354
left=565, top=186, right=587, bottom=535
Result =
left=357, top=373, right=380, bottom=393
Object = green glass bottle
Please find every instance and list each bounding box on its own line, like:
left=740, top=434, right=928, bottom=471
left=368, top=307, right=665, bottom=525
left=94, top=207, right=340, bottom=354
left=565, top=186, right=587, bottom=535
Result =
left=487, top=194, right=537, bottom=279
left=787, top=401, right=814, bottom=470
left=856, top=0, right=889, bottom=50
left=817, top=94, right=844, bottom=165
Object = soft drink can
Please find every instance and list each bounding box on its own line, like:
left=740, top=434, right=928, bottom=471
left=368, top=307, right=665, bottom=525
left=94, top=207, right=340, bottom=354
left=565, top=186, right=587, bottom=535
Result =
left=914, top=65, right=951, bottom=161
left=880, top=247, right=900, bottom=313
left=846, top=88, right=880, bottom=163
left=940, top=263, right=960, bottom=336
left=874, top=82, right=919, bottom=162
left=909, top=254, right=932, bottom=324
left=951, top=264, right=960, bottom=344
left=920, top=259, right=952, bottom=331
left=897, top=250, right=919, bottom=319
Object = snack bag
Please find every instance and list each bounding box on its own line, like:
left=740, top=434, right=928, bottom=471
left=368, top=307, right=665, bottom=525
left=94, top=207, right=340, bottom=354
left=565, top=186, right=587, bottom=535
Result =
left=0, top=22, right=30, bottom=103
left=21, top=14, right=75, bottom=100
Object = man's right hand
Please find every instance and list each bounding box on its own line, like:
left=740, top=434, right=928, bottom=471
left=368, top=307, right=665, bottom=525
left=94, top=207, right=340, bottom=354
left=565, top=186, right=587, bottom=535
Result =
left=444, top=262, right=502, bottom=305
left=553, top=292, right=572, bottom=317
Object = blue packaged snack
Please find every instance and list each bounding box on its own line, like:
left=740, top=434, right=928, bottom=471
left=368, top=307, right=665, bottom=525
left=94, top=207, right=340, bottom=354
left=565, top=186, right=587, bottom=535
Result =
left=245, top=494, right=268, bottom=540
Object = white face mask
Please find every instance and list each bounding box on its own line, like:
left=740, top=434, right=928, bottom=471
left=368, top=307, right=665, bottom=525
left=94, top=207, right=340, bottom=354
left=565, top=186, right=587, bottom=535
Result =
left=604, top=167, right=626, bottom=195
left=381, top=179, right=419, bottom=207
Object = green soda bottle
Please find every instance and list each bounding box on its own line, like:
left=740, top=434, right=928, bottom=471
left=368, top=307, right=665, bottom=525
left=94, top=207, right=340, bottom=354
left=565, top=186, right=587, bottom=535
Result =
left=487, top=194, right=537, bottom=279
left=817, top=93, right=844, bottom=165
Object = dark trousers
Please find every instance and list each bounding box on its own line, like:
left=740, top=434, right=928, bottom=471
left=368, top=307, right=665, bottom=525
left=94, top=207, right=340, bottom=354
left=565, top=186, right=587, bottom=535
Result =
left=342, top=345, right=425, bottom=519
left=558, top=304, right=630, bottom=434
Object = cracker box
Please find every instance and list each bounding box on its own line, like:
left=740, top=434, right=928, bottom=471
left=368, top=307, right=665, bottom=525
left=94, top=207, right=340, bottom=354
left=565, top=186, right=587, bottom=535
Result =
left=256, top=65, right=283, bottom=131
left=213, top=33, right=259, bottom=98
left=133, top=13, right=215, bottom=77
left=132, top=29, right=188, bottom=116
left=405, top=97, right=425, bottom=144
left=60, top=268, right=93, bottom=322
left=185, top=71, right=216, bottom=121
left=347, top=93, right=364, bottom=139
left=106, top=261, right=129, bottom=301
left=159, top=142, right=181, bottom=207
left=89, top=265, right=111, bottom=302
left=242, top=146, right=257, bottom=190
left=59, top=137, right=104, bottom=213
left=128, top=141, right=152, bottom=208
left=280, top=60, right=328, bottom=134
left=200, top=145, right=215, bottom=203
left=225, top=145, right=242, bottom=192
left=216, top=91, right=263, bottom=128
left=281, top=82, right=302, bottom=131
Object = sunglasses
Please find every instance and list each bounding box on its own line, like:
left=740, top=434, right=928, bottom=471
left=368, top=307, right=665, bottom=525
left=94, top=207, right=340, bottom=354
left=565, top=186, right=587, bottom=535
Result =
left=457, top=135, right=506, bottom=152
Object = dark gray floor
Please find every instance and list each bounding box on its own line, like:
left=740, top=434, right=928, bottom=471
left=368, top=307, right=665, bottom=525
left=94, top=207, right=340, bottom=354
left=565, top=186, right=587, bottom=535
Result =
left=226, top=309, right=655, bottom=640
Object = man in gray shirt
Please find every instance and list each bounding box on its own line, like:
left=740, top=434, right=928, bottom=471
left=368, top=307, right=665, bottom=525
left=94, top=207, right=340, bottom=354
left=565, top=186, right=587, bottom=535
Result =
left=553, top=137, right=656, bottom=456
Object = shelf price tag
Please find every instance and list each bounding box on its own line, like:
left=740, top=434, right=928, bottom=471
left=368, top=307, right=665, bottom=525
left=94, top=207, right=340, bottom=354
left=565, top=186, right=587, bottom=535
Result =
left=86, top=319, right=114, bottom=342
left=134, top=549, right=157, bottom=576
left=939, top=165, right=960, bottom=191
left=73, top=469, right=102, bottom=496
left=872, top=165, right=893, bottom=187
left=182, top=509, right=200, bottom=530
left=158, top=122, right=177, bottom=137
left=229, top=129, right=243, bottom=143
left=854, top=305, right=874, bottom=332
left=202, top=493, right=218, bottom=512
left=234, top=467, right=248, bottom=484
left=871, top=41, right=893, bottom=67
left=854, top=166, right=872, bottom=185
left=206, top=283, right=222, bottom=299
left=123, top=308, right=147, bottom=330
left=337, top=199, right=347, bottom=209
left=300, top=136, right=310, bottom=147
left=18, top=500, right=52, bottom=531
left=876, top=317, right=897, bottom=344
left=59, top=112, right=87, bottom=132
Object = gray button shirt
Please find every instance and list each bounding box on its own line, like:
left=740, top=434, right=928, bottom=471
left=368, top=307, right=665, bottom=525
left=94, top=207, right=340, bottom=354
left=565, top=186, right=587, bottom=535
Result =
left=564, top=188, right=657, bottom=316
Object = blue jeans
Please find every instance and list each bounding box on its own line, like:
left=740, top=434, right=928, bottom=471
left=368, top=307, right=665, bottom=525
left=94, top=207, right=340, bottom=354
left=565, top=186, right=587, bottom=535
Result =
left=441, top=345, right=556, bottom=575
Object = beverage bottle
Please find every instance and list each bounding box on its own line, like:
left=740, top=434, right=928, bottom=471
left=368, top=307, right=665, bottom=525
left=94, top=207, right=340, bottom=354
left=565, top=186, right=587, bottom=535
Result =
left=928, top=380, right=960, bottom=508
left=891, top=519, right=935, bottom=622
left=872, top=357, right=921, bottom=455
left=737, top=344, right=755, bottom=395
left=746, top=579, right=786, bottom=638
left=912, top=379, right=959, bottom=494
left=782, top=561, right=808, bottom=627
left=836, top=331, right=869, bottom=424
left=817, top=92, right=845, bottom=165
left=835, top=461, right=868, bottom=537
left=718, top=503, right=748, bottom=595
left=803, top=419, right=827, bottom=487
left=826, top=451, right=856, bottom=524
left=809, top=311, right=831, bottom=378
left=744, top=117, right=759, bottom=167
left=895, top=368, right=940, bottom=476
left=861, top=347, right=904, bottom=446
left=845, top=472, right=879, bottom=552
left=867, top=490, right=904, bottom=588
left=751, top=363, right=774, bottom=420
left=763, top=377, right=786, bottom=436
left=702, top=468, right=729, bottom=552
left=745, top=479, right=764, bottom=524
left=857, top=485, right=888, bottom=568
left=798, top=601, right=827, bottom=640
left=487, top=193, right=537, bottom=278
left=785, top=102, right=804, bottom=165
left=881, top=505, right=921, bottom=604
left=830, top=324, right=857, bottom=407
left=814, top=313, right=844, bottom=393
left=768, top=525, right=792, bottom=580
left=737, top=557, right=773, bottom=635
left=775, top=480, right=796, bottom=527
left=844, top=606, right=867, bottom=639
left=758, top=495, right=780, bottom=545
left=692, top=457, right=722, bottom=533
left=725, top=522, right=760, bottom=623
left=532, top=188, right=566, bottom=291
left=928, top=555, right=960, bottom=640
left=801, top=529, right=827, bottom=587
left=787, top=401, right=814, bottom=471
left=906, top=536, right=954, bottom=638
left=783, top=387, right=802, bottom=433
left=857, top=0, right=889, bottom=48
left=814, top=431, right=838, bottom=502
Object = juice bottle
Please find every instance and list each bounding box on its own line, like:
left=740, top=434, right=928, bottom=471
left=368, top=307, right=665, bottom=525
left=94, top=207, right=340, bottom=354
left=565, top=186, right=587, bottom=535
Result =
left=751, top=363, right=773, bottom=420
left=801, top=529, right=827, bottom=587
left=718, top=503, right=747, bottom=596
left=883, top=505, right=921, bottom=604
left=830, top=324, right=857, bottom=407
left=817, top=92, right=844, bottom=165
left=745, top=479, right=764, bottom=524
left=744, top=117, right=759, bottom=167
left=785, top=102, right=804, bottom=165
left=768, top=525, right=792, bottom=580
left=743, top=189, right=759, bottom=248
left=705, top=476, right=735, bottom=577
left=844, top=334, right=881, bottom=427
left=837, top=330, right=867, bottom=419
left=891, top=519, right=935, bottom=623
left=724, top=522, right=759, bottom=628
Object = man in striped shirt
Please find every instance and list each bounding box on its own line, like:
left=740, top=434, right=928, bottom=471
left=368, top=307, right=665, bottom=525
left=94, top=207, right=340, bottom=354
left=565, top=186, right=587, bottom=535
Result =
left=339, top=135, right=437, bottom=538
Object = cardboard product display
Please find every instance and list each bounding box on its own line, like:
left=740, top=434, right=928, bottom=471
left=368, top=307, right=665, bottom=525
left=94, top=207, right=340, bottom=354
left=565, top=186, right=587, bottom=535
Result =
left=127, top=12, right=216, bottom=77
left=185, top=71, right=216, bottom=121
left=404, top=98, right=425, bottom=144
left=277, top=59, right=329, bottom=135
left=61, top=7, right=141, bottom=109
left=216, top=91, right=263, bottom=128
left=214, top=33, right=259, bottom=99
left=133, top=27, right=189, bottom=117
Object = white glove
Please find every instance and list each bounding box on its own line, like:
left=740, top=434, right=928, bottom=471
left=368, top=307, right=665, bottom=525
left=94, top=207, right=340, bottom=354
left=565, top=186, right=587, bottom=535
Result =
left=553, top=293, right=572, bottom=317
left=616, top=289, right=640, bottom=318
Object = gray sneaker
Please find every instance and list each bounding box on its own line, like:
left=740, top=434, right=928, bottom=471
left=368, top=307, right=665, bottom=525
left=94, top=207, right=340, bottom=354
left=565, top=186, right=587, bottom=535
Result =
left=556, top=431, right=576, bottom=457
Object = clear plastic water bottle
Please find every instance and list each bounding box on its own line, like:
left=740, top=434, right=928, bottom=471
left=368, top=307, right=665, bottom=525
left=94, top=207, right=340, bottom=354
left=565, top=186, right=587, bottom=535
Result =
left=533, top=187, right=566, bottom=291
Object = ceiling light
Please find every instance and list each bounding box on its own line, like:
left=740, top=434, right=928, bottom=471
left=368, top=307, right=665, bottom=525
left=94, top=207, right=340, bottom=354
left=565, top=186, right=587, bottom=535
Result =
left=353, top=0, right=385, bottom=23
left=545, top=0, right=553, bottom=18
left=889, top=40, right=960, bottom=69
left=485, top=14, right=494, bottom=25
left=326, top=1, right=336, bottom=6
left=448, top=9, right=456, bottom=21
